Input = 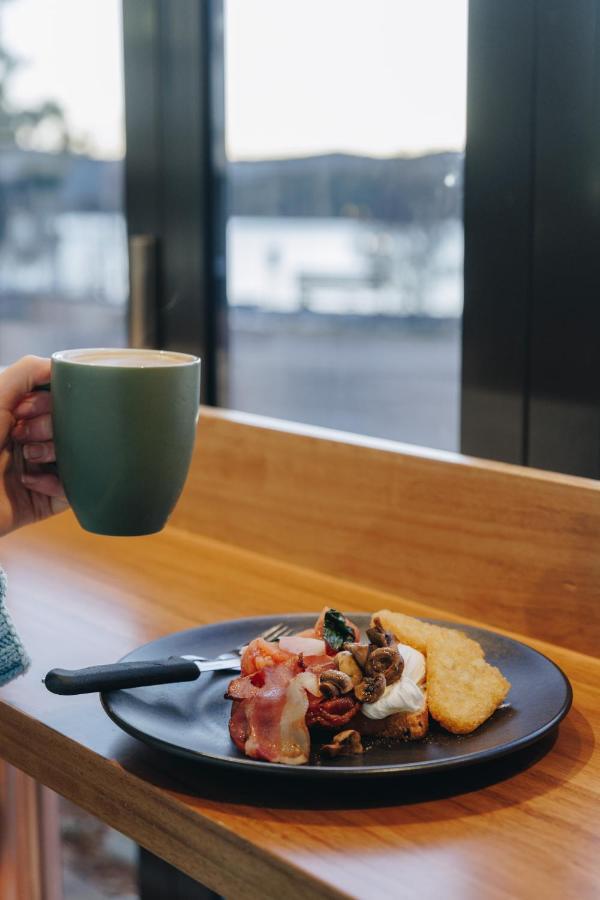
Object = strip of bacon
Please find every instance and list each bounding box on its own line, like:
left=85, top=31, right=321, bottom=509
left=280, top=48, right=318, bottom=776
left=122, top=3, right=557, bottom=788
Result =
left=225, top=673, right=261, bottom=701
left=243, top=660, right=298, bottom=761
left=229, top=611, right=363, bottom=764
left=243, top=662, right=320, bottom=765
left=277, top=672, right=320, bottom=765
left=229, top=699, right=249, bottom=752
left=301, top=654, right=334, bottom=673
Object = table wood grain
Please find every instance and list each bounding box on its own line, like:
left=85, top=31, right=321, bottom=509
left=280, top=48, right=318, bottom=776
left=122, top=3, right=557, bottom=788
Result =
left=174, top=409, right=600, bottom=656
left=0, top=514, right=598, bottom=899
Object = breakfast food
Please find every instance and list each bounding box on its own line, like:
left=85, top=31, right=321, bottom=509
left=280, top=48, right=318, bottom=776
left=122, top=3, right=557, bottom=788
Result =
left=226, top=608, right=429, bottom=765
left=376, top=609, right=511, bottom=734
left=226, top=607, right=511, bottom=765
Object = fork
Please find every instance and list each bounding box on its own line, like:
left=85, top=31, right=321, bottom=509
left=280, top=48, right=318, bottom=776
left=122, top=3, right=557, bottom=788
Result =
left=194, top=621, right=293, bottom=661
left=44, top=622, right=295, bottom=695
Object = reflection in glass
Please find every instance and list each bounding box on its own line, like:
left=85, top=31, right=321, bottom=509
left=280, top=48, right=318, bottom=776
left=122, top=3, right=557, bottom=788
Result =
left=225, top=0, right=467, bottom=451
left=0, top=0, right=128, bottom=364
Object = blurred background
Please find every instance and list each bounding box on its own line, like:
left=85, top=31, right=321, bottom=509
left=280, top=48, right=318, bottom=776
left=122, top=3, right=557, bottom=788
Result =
left=2, top=0, right=599, bottom=896
left=0, top=0, right=466, bottom=454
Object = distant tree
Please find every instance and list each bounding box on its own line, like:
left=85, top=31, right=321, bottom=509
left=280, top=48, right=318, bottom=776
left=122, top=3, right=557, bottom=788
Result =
left=0, top=2, right=73, bottom=243
left=229, top=152, right=463, bottom=226
left=0, top=2, right=70, bottom=151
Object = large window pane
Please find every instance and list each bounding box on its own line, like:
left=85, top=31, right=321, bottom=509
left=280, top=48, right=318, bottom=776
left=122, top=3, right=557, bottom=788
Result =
left=0, top=0, right=128, bottom=364
left=225, top=0, right=467, bottom=451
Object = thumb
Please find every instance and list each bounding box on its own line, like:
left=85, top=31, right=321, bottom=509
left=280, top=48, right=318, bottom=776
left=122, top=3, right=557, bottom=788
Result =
left=0, top=356, right=51, bottom=445
left=0, top=356, right=51, bottom=412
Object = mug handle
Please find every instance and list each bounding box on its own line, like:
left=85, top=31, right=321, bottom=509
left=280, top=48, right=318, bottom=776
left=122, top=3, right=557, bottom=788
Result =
left=27, top=382, right=58, bottom=476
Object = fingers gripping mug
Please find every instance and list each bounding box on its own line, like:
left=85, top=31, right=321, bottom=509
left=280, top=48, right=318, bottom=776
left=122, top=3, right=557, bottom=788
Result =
left=50, top=348, right=201, bottom=536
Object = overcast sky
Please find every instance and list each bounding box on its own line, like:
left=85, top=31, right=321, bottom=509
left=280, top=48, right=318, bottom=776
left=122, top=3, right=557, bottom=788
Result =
left=2, top=0, right=467, bottom=160
left=226, top=0, right=468, bottom=160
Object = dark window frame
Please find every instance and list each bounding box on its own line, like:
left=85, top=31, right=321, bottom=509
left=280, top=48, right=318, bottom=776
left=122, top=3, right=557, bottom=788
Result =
left=123, top=0, right=600, bottom=477
left=463, top=0, right=600, bottom=477
left=122, top=0, right=226, bottom=405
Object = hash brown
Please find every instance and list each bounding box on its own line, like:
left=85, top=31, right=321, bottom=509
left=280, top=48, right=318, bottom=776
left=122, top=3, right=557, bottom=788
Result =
left=375, top=609, right=511, bottom=735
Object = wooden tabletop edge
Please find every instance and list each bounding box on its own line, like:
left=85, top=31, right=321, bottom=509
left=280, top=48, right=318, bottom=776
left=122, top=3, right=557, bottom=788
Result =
left=199, top=406, right=600, bottom=492
left=0, top=698, right=348, bottom=900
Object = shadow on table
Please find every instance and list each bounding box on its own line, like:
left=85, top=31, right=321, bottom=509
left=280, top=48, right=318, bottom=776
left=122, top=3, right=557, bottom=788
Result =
left=111, top=706, right=593, bottom=816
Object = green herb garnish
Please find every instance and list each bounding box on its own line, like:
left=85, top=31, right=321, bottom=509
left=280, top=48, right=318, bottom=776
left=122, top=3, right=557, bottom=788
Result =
left=323, top=609, right=355, bottom=651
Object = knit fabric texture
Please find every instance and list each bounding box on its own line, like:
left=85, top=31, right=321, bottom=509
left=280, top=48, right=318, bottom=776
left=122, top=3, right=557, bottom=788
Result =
left=0, top=567, right=30, bottom=686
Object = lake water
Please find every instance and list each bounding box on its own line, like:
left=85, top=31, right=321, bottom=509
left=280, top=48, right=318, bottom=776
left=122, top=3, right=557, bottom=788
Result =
left=228, top=216, right=463, bottom=316
left=0, top=210, right=462, bottom=449
left=0, top=212, right=463, bottom=318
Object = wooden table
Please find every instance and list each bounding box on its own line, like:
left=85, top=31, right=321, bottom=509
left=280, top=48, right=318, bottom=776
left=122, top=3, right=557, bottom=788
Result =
left=0, top=409, right=599, bottom=899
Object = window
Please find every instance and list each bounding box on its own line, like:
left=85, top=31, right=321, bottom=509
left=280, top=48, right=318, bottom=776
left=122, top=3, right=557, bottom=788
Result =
left=0, top=0, right=128, bottom=365
left=123, top=0, right=600, bottom=477
left=224, top=0, right=468, bottom=451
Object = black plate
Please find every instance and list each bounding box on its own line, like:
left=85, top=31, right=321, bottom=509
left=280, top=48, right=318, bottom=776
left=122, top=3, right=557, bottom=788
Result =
left=101, top=614, right=572, bottom=777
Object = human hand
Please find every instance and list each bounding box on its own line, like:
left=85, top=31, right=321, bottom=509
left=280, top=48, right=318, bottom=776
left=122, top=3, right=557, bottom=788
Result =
left=0, top=355, right=68, bottom=537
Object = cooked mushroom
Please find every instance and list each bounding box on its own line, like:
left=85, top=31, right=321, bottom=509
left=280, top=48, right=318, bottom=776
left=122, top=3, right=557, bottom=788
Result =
left=343, top=641, right=369, bottom=670
left=321, top=729, right=364, bottom=757
left=319, top=680, right=340, bottom=700
left=366, top=619, right=394, bottom=650
left=335, top=650, right=363, bottom=686
left=366, top=625, right=388, bottom=647
left=366, top=645, right=397, bottom=673
left=319, top=669, right=354, bottom=698
left=371, top=615, right=390, bottom=634
left=366, top=645, right=404, bottom=684
left=354, top=673, right=386, bottom=703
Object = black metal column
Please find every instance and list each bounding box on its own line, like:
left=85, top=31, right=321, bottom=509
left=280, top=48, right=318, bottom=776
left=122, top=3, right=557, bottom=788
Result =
left=462, top=0, right=600, bottom=478
left=122, top=0, right=226, bottom=404
left=461, top=0, right=537, bottom=464
left=527, top=0, right=600, bottom=476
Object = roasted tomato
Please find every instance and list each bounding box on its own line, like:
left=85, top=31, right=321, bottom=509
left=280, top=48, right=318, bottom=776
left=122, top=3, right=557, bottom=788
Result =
left=305, top=694, right=361, bottom=729
left=240, top=637, right=294, bottom=676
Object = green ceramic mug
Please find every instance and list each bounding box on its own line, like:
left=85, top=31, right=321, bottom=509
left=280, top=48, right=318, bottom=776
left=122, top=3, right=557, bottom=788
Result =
left=50, top=348, right=201, bottom=536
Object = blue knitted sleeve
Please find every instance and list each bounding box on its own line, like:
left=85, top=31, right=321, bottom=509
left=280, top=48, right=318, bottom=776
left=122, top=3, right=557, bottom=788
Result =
left=0, top=568, right=30, bottom=686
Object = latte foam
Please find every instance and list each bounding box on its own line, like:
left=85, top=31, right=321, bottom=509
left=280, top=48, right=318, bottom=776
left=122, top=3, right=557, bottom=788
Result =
left=53, top=349, right=197, bottom=368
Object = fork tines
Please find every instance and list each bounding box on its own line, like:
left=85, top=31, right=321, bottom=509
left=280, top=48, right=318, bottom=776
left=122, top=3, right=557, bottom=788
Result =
left=264, top=622, right=293, bottom=642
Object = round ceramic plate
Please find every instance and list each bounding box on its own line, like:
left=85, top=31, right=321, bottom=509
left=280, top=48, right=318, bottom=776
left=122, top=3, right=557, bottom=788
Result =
left=101, top=614, right=572, bottom=777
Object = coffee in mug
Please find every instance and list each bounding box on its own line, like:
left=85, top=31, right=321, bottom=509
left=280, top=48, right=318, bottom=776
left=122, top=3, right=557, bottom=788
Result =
left=51, top=348, right=201, bottom=536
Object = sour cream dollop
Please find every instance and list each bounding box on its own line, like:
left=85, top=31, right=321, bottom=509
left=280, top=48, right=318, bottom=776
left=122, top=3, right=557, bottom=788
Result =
left=361, top=643, right=426, bottom=720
